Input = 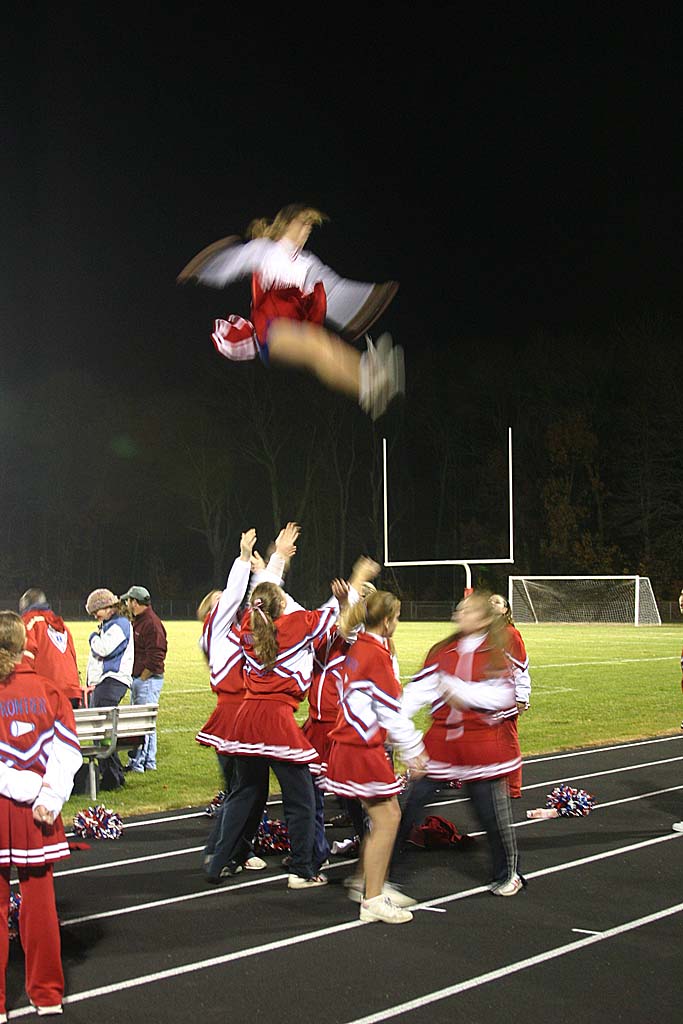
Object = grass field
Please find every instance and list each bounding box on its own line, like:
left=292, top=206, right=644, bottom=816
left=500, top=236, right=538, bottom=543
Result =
left=63, top=620, right=683, bottom=818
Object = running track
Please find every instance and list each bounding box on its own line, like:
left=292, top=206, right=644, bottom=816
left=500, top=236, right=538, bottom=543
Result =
left=7, top=735, right=682, bottom=1023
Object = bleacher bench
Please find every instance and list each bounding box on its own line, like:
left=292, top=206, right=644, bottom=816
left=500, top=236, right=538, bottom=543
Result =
left=73, top=704, right=159, bottom=800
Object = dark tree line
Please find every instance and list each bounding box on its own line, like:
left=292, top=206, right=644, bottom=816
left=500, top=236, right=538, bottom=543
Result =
left=1, top=314, right=681, bottom=610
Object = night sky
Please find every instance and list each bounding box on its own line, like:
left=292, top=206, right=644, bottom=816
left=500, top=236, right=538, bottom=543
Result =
left=3, top=10, right=682, bottom=600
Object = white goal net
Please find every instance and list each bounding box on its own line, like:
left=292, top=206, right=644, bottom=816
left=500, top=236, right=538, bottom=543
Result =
left=508, top=575, right=661, bottom=625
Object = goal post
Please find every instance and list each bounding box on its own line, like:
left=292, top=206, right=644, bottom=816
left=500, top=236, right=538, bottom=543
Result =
left=382, top=428, right=514, bottom=597
left=507, top=575, right=661, bottom=626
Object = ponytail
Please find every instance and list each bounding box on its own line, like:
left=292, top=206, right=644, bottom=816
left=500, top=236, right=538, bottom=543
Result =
left=0, top=610, right=26, bottom=681
left=249, top=583, right=284, bottom=669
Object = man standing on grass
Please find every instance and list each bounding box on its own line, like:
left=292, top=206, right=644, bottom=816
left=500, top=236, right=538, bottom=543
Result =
left=121, top=586, right=167, bottom=773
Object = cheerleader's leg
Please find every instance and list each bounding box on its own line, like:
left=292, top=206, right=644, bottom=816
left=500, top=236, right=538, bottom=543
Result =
left=390, top=775, right=442, bottom=877
left=267, top=320, right=361, bottom=398
left=0, top=868, right=10, bottom=1018
left=312, top=780, right=331, bottom=872
left=467, top=778, right=518, bottom=884
left=18, top=866, right=64, bottom=1012
left=205, top=756, right=269, bottom=881
left=271, top=761, right=316, bottom=880
left=361, top=796, right=402, bottom=900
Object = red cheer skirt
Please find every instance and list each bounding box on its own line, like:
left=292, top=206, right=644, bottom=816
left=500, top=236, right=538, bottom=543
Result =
left=196, top=695, right=243, bottom=750
left=220, top=699, right=318, bottom=764
left=212, top=282, right=327, bottom=363
left=423, top=722, right=522, bottom=782
left=301, top=717, right=336, bottom=776
left=322, top=741, right=402, bottom=800
left=0, top=798, right=70, bottom=867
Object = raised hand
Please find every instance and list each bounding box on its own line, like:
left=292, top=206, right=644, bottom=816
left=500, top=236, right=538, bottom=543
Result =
left=275, top=521, right=301, bottom=560
left=250, top=550, right=266, bottom=573
left=331, top=578, right=351, bottom=605
left=349, top=555, right=381, bottom=591
left=240, top=528, right=257, bottom=561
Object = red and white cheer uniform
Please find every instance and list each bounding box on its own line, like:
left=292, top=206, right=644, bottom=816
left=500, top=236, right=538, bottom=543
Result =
left=323, top=632, right=423, bottom=800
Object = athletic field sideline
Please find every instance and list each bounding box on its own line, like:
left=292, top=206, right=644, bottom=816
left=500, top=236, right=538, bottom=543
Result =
left=63, top=621, right=683, bottom=818
left=7, top=734, right=682, bottom=1022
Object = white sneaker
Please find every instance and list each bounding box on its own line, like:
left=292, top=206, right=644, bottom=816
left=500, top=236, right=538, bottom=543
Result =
left=287, top=873, right=328, bottom=890
left=33, top=1006, right=63, bottom=1017
left=383, top=882, right=417, bottom=908
left=673, top=821, right=683, bottom=833
left=244, top=855, right=267, bottom=870
left=345, top=877, right=364, bottom=903
left=360, top=894, right=413, bottom=924
left=491, top=875, right=523, bottom=897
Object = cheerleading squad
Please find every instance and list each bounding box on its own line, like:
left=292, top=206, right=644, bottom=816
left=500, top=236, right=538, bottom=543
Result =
left=195, top=526, right=532, bottom=924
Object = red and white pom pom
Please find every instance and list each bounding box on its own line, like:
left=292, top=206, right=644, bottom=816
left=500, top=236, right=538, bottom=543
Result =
left=73, top=805, right=123, bottom=840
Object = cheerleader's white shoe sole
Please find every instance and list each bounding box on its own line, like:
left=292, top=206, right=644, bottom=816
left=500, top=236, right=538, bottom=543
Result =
left=31, top=1004, right=63, bottom=1016
left=491, top=875, right=523, bottom=896
left=244, top=856, right=267, bottom=870
left=287, top=873, right=328, bottom=889
left=360, top=894, right=413, bottom=924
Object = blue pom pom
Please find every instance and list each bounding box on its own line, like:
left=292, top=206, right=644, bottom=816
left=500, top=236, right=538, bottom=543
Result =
left=253, top=811, right=290, bottom=854
left=8, top=891, right=21, bottom=940
left=546, top=784, right=595, bottom=817
left=73, top=804, right=124, bottom=840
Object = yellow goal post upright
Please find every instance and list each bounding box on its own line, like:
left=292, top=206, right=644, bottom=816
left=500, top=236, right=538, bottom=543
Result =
left=382, top=427, right=515, bottom=599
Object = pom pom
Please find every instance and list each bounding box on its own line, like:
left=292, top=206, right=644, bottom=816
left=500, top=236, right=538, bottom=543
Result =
left=8, top=891, right=21, bottom=940
left=205, top=790, right=226, bottom=817
left=253, top=812, right=290, bottom=854
left=545, top=784, right=595, bottom=817
left=72, top=804, right=123, bottom=840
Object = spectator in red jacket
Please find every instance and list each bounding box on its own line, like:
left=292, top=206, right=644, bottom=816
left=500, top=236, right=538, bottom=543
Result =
left=121, top=586, right=168, bottom=773
left=19, top=589, right=83, bottom=708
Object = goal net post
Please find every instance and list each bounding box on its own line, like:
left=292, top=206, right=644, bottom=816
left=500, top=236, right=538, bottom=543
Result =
left=508, top=575, right=661, bottom=626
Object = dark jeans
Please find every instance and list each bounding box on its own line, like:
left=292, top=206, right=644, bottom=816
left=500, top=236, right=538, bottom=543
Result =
left=205, top=753, right=254, bottom=864
left=313, top=782, right=331, bottom=870
left=394, top=775, right=518, bottom=884
left=92, top=677, right=129, bottom=790
left=206, top=756, right=316, bottom=881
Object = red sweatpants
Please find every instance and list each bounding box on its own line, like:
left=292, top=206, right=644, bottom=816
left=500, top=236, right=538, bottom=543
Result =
left=0, top=866, right=64, bottom=1013
left=500, top=717, right=523, bottom=799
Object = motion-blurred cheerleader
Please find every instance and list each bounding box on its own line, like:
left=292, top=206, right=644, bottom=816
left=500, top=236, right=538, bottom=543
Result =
left=177, top=204, right=404, bottom=419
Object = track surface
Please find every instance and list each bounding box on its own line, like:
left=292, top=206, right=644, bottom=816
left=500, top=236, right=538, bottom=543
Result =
left=7, top=735, right=683, bottom=1023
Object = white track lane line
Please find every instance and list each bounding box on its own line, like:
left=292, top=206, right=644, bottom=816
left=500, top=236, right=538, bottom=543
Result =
left=425, top=754, right=683, bottom=811
left=341, top=900, right=683, bottom=1024
left=56, top=781, right=683, bottom=917
left=59, top=859, right=357, bottom=926
left=5, top=831, right=675, bottom=1018
left=59, top=763, right=683, bottom=877
left=64, top=733, right=683, bottom=836
left=524, top=734, right=682, bottom=764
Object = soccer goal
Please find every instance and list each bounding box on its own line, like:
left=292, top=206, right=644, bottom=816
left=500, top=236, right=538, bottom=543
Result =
left=508, top=575, right=661, bottom=626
